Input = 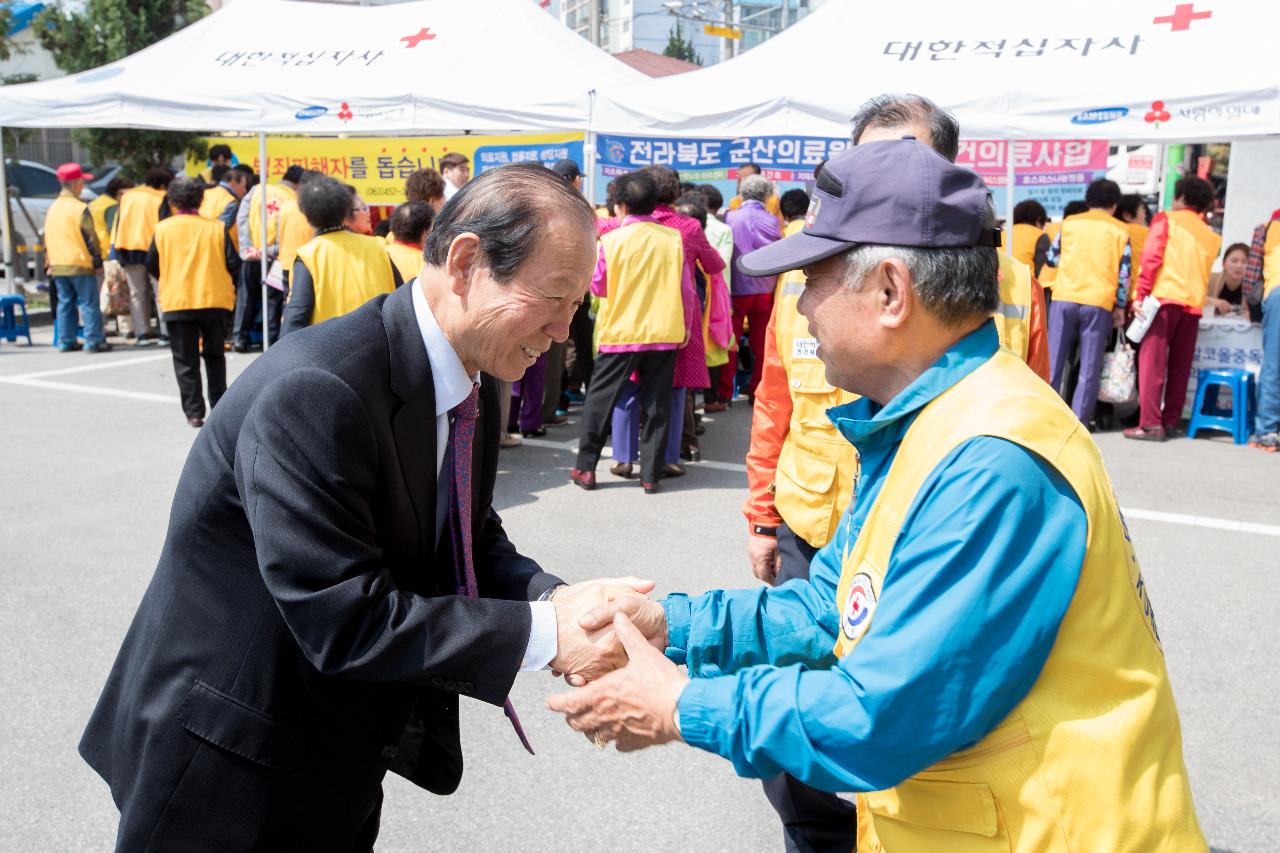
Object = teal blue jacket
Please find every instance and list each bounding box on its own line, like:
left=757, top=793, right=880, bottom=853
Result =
left=664, top=321, right=1088, bottom=792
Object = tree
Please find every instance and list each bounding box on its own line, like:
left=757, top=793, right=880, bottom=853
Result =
left=34, top=0, right=212, bottom=177
left=663, top=21, right=702, bottom=66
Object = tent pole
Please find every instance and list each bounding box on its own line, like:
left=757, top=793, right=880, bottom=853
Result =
left=584, top=90, right=598, bottom=205
left=1005, top=138, right=1015, bottom=257
left=259, top=131, right=270, bottom=351
left=0, top=127, right=13, bottom=295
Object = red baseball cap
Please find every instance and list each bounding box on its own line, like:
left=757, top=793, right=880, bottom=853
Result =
left=55, top=163, right=93, bottom=182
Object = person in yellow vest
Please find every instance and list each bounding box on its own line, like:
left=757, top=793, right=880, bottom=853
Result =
left=570, top=170, right=685, bottom=493
left=1007, top=199, right=1050, bottom=275
left=197, top=165, right=247, bottom=251
left=1243, top=209, right=1280, bottom=451
left=1039, top=199, right=1088, bottom=293
left=385, top=201, right=433, bottom=283
left=275, top=170, right=322, bottom=297
left=87, top=176, right=132, bottom=263
left=198, top=143, right=233, bottom=184
left=743, top=94, right=1051, bottom=853
left=1043, top=179, right=1132, bottom=428
left=1116, top=194, right=1150, bottom=290
left=144, top=176, right=240, bottom=428
left=44, top=163, right=109, bottom=352
left=112, top=167, right=172, bottom=344
left=233, top=164, right=301, bottom=350
left=548, top=140, right=1205, bottom=853
left=1125, top=177, right=1222, bottom=441
left=728, top=162, right=785, bottom=230
left=280, top=175, right=401, bottom=336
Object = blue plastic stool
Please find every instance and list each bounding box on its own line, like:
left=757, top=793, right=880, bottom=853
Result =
left=0, top=293, right=33, bottom=345
left=1187, top=368, right=1256, bottom=444
left=51, top=316, right=85, bottom=347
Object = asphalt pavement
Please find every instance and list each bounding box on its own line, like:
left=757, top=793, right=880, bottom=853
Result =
left=1, top=328, right=1276, bottom=852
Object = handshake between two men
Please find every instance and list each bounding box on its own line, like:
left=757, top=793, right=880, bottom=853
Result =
left=543, top=578, right=690, bottom=752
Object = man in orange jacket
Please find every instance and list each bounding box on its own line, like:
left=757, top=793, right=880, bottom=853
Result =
left=742, top=92, right=1049, bottom=853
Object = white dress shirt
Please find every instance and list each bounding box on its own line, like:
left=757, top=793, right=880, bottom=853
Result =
left=443, top=178, right=461, bottom=200
left=411, top=283, right=557, bottom=672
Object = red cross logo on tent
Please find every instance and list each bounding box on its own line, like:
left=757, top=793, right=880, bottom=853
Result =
left=1153, top=4, right=1212, bottom=31
left=1144, top=100, right=1172, bottom=127
left=337, top=102, right=353, bottom=122
left=401, top=27, right=436, bottom=48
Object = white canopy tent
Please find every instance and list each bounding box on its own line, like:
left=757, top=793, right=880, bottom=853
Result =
left=0, top=0, right=644, bottom=133
left=592, top=0, right=1280, bottom=143
left=0, top=0, right=645, bottom=338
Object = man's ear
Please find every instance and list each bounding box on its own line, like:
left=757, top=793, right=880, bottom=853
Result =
left=444, top=232, right=481, bottom=297
left=877, top=257, right=912, bottom=330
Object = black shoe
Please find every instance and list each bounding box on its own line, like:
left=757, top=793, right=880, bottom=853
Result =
left=85, top=342, right=113, bottom=354
left=680, top=449, right=701, bottom=462
left=57, top=341, right=83, bottom=352
left=521, top=427, right=547, bottom=438
left=187, top=416, right=204, bottom=428
left=233, top=341, right=250, bottom=353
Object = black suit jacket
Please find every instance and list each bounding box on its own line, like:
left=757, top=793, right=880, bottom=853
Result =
left=80, top=284, right=561, bottom=852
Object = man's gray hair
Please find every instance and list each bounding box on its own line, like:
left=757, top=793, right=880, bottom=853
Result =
left=740, top=174, right=774, bottom=203
left=850, top=93, right=961, bottom=164
left=423, top=162, right=596, bottom=281
left=841, top=196, right=999, bottom=325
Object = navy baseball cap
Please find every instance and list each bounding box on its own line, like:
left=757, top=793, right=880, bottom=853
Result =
left=738, top=138, right=996, bottom=277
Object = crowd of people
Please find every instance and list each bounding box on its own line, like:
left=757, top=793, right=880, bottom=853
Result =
left=40, top=125, right=1278, bottom=453
left=1007, top=174, right=1278, bottom=451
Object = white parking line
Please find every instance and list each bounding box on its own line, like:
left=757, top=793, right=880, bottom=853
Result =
left=0, top=375, right=180, bottom=405
left=1123, top=508, right=1280, bottom=538
left=3, top=352, right=174, bottom=380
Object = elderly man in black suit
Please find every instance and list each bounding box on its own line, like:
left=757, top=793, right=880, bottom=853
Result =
left=80, top=164, right=655, bottom=852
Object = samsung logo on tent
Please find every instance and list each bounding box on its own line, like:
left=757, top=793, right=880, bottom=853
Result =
left=295, top=105, right=328, bottom=120
left=1071, top=107, right=1129, bottom=125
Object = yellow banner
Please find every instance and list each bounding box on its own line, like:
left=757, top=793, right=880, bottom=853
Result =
left=703, top=24, right=742, bottom=40
left=188, top=132, right=584, bottom=205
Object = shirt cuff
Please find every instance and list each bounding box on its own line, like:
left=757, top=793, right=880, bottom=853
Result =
left=519, top=601, right=558, bottom=672
left=676, top=675, right=739, bottom=757
left=662, top=593, right=692, bottom=665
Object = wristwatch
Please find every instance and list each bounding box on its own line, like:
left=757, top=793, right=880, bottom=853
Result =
left=538, top=583, right=567, bottom=602
left=752, top=524, right=778, bottom=538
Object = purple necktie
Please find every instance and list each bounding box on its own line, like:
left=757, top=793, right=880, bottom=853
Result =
left=448, top=384, right=535, bottom=756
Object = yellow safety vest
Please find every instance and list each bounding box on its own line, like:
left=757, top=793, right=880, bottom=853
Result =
left=112, top=186, right=166, bottom=253
left=276, top=200, right=313, bottom=273
left=43, top=193, right=94, bottom=270
left=1051, top=209, right=1131, bottom=310
left=1003, top=223, right=1043, bottom=271
left=87, top=195, right=117, bottom=258
left=386, top=241, right=423, bottom=283
left=1151, top=210, right=1222, bottom=311
left=1264, top=221, right=1280, bottom=301
left=295, top=230, right=397, bottom=325
left=198, top=184, right=239, bottom=252
left=771, top=220, right=860, bottom=547
left=247, top=183, right=297, bottom=249
left=993, top=253, right=1033, bottom=363
left=154, top=215, right=235, bottom=313
left=1127, top=222, right=1149, bottom=284
left=596, top=221, right=685, bottom=347
left=833, top=350, right=1203, bottom=852
left=1038, top=220, right=1062, bottom=287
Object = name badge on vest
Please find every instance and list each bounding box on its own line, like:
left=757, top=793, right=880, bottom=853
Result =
left=841, top=572, right=877, bottom=643
left=792, top=337, right=819, bottom=361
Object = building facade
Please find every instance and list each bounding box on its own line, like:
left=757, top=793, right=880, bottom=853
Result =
left=562, top=0, right=820, bottom=65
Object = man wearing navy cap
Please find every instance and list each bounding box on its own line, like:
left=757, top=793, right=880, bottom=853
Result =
left=548, top=140, right=1204, bottom=851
